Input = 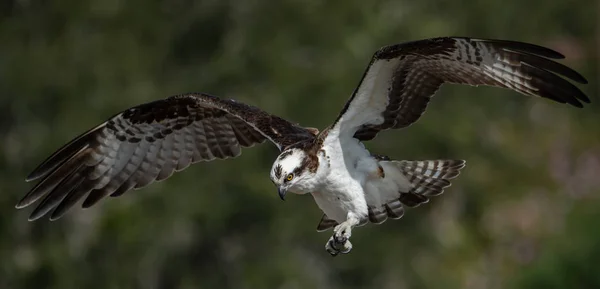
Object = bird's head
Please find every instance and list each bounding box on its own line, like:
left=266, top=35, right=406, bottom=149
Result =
left=270, top=148, right=317, bottom=200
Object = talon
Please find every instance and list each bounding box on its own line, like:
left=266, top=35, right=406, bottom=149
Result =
left=326, top=238, right=340, bottom=256
left=327, top=219, right=358, bottom=256
left=340, top=240, right=353, bottom=254
left=327, top=248, right=339, bottom=257
left=334, top=234, right=347, bottom=245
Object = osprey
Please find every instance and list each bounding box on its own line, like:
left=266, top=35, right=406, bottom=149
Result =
left=18, top=37, right=589, bottom=256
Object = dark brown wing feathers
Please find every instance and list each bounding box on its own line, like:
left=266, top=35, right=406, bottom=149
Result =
left=19, top=93, right=313, bottom=220
left=346, top=37, right=589, bottom=141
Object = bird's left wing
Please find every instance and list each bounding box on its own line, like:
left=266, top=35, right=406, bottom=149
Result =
left=330, top=37, right=589, bottom=141
left=17, top=93, right=314, bottom=220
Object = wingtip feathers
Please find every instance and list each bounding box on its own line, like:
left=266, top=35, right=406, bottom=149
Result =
left=25, top=122, right=105, bottom=185
left=476, top=38, right=566, bottom=59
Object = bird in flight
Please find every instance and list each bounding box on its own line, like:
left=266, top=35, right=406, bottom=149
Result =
left=18, top=37, right=589, bottom=256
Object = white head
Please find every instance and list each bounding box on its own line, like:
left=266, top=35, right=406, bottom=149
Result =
left=270, top=148, right=318, bottom=200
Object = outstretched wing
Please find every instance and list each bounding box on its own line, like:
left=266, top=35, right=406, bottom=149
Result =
left=331, top=37, right=589, bottom=141
left=18, top=93, right=314, bottom=220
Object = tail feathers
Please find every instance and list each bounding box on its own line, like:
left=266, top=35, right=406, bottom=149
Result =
left=398, top=193, right=429, bottom=207
left=367, top=199, right=405, bottom=224
left=366, top=159, right=466, bottom=226
left=399, top=160, right=465, bottom=198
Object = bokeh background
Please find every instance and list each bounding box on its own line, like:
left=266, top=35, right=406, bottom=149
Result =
left=1, top=0, right=598, bottom=288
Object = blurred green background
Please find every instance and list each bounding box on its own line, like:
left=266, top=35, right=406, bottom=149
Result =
left=1, top=0, right=598, bottom=288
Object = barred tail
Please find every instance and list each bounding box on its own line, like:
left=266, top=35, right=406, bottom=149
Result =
left=398, top=159, right=466, bottom=205
left=366, top=159, right=466, bottom=225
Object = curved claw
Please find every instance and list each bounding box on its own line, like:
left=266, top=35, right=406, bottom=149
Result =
left=334, top=234, right=347, bottom=245
left=327, top=219, right=358, bottom=256
left=339, top=241, right=353, bottom=254
left=325, top=236, right=353, bottom=256
left=326, top=239, right=340, bottom=257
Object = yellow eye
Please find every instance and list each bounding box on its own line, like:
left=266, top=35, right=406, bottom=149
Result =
left=286, top=173, right=294, bottom=181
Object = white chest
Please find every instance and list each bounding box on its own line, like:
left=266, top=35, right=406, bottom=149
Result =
left=310, top=135, right=375, bottom=222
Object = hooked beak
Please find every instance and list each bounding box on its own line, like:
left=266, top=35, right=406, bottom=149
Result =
left=277, top=187, right=287, bottom=201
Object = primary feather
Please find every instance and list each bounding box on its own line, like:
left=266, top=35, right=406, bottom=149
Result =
left=18, top=94, right=314, bottom=220
left=333, top=37, right=588, bottom=141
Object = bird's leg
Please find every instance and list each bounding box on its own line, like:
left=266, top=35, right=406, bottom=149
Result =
left=325, top=215, right=361, bottom=256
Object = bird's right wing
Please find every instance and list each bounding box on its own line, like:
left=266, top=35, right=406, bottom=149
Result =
left=18, top=93, right=314, bottom=221
left=329, top=37, right=589, bottom=141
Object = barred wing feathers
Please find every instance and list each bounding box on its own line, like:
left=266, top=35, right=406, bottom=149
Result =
left=332, top=37, right=589, bottom=141
left=366, top=160, right=466, bottom=226
left=18, top=93, right=314, bottom=221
